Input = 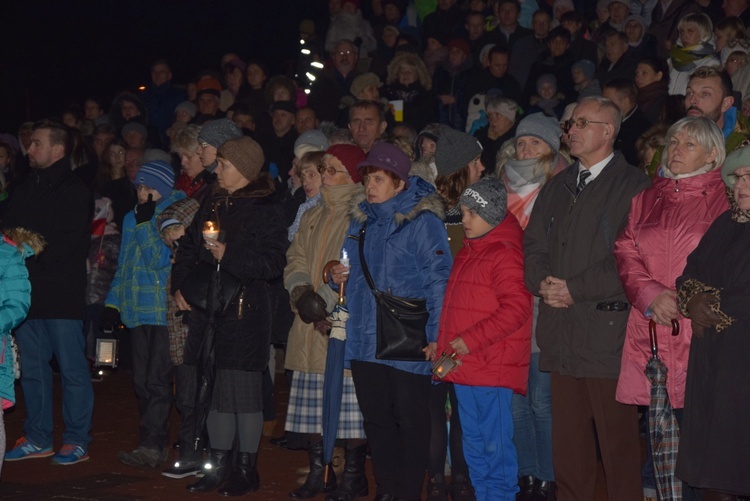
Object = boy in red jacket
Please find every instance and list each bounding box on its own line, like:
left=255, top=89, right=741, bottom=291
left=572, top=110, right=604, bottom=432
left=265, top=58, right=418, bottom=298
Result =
left=435, top=176, right=532, bottom=501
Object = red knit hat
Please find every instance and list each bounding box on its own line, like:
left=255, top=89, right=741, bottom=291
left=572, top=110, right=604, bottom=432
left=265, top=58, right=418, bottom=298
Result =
left=325, top=144, right=366, bottom=183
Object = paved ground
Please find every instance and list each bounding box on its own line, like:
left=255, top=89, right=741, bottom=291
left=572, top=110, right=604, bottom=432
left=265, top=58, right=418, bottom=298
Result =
left=1, top=360, right=614, bottom=500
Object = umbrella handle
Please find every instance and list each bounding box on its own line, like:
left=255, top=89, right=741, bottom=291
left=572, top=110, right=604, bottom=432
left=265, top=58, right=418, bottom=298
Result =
left=323, top=260, right=345, bottom=303
left=671, top=318, right=680, bottom=336
left=649, top=319, right=658, bottom=357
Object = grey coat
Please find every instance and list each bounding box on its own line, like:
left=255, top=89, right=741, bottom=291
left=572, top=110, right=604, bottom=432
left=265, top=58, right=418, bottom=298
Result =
left=523, top=152, right=649, bottom=379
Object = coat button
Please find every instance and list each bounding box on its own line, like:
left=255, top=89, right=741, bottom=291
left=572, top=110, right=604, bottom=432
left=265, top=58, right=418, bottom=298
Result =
left=609, top=321, right=614, bottom=325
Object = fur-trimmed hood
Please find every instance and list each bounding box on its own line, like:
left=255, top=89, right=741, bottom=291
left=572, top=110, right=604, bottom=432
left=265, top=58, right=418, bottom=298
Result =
left=3, top=228, right=46, bottom=258
left=386, top=53, right=433, bottom=90
left=349, top=175, right=445, bottom=225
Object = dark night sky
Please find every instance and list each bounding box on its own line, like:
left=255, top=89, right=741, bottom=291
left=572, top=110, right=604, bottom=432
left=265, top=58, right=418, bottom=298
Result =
left=1, top=0, right=328, bottom=132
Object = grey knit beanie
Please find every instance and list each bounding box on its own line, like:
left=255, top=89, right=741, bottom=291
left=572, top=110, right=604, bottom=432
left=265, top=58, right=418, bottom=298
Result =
left=515, top=113, right=562, bottom=153
left=460, top=177, right=507, bottom=227
left=294, top=129, right=330, bottom=159
left=198, top=119, right=242, bottom=148
left=434, top=125, right=483, bottom=176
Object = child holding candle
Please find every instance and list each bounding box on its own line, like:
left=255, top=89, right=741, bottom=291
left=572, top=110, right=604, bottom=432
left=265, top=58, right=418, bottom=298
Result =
left=101, top=160, right=186, bottom=469
left=435, top=177, right=532, bottom=501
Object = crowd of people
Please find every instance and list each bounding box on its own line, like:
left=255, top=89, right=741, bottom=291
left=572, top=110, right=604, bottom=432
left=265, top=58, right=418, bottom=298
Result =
left=0, top=0, right=749, bottom=500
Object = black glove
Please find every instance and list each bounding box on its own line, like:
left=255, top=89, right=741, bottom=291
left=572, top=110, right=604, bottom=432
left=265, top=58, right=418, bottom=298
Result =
left=295, top=288, right=328, bottom=324
left=135, top=194, right=156, bottom=224
left=686, top=292, right=720, bottom=338
left=100, top=307, right=121, bottom=332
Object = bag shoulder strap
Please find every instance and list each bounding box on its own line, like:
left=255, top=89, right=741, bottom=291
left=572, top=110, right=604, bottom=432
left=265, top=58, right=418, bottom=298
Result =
left=358, top=224, right=379, bottom=294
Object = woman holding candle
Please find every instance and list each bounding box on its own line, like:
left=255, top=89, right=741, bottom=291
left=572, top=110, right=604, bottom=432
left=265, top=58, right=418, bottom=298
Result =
left=171, top=136, right=289, bottom=496
left=283, top=144, right=368, bottom=500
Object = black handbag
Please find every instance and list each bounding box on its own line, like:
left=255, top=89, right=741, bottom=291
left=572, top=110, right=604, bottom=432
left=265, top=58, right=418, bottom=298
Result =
left=358, top=225, right=429, bottom=361
left=180, top=260, right=243, bottom=317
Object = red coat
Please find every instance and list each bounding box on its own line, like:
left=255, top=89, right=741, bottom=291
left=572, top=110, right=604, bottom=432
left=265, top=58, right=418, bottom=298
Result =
left=436, top=213, right=532, bottom=393
left=614, top=170, right=729, bottom=408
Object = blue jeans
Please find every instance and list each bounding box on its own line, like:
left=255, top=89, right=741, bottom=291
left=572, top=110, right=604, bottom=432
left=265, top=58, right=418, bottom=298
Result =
left=511, top=352, right=554, bottom=481
left=455, top=384, right=518, bottom=501
left=16, top=319, right=94, bottom=449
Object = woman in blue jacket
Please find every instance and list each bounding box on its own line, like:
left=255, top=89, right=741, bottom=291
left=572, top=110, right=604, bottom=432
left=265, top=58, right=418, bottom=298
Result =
left=332, top=142, right=452, bottom=501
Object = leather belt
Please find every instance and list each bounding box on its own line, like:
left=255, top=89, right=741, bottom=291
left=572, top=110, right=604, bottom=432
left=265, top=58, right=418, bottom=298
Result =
left=596, top=301, right=630, bottom=312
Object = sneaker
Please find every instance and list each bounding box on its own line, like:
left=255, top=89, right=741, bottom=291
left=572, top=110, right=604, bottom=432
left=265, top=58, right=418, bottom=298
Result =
left=162, top=459, right=202, bottom=479
left=117, top=446, right=168, bottom=469
left=51, top=444, right=90, bottom=465
left=5, top=437, right=54, bottom=461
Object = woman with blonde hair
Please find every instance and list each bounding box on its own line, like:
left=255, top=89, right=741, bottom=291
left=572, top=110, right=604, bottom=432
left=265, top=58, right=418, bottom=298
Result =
left=383, top=53, right=438, bottom=132
left=668, top=13, right=719, bottom=95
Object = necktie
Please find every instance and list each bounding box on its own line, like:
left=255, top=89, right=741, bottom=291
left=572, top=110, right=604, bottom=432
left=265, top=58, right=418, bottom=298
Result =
left=577, top=170, right=591, bottom=195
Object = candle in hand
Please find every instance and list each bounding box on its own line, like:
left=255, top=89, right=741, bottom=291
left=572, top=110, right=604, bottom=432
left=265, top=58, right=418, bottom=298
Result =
left=203, top=221, right=219, bottom=241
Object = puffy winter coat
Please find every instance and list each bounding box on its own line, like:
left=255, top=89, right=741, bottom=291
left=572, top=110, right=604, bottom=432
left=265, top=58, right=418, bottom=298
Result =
left=342, top=176, right=453, bottom=376
left=172, top=177, right=289, bottom=371
left=284, top=183, right=364, bottom=374
left=106, top=190, right=186, bottom=327
left=614, top=170, right=728, bottom=408
left=436, top=213, right=532, bottom=393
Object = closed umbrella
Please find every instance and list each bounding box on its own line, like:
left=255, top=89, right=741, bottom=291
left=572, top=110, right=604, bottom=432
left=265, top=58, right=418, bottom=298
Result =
left=320, top=259, right=349, bottom=483
left=645, top=319, right=681, bottom=501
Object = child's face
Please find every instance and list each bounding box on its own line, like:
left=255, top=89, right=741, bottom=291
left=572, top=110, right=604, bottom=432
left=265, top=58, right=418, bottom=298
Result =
left=461, top=204, right=494, bottom=239
left=420, top=137, right=437, bottom=159
left=137, top=184, right=162, bottom=204
left=163, top=225, right=185, bottom=247
left=572, top=67, right=586, bottom=84
left=539, top=82, right=556, bottom=100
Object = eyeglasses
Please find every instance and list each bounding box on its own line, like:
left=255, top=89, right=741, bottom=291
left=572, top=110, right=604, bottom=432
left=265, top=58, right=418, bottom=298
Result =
left=199, top=141, right=210, bottom=149
left=729, top=172, right=750, bottom=186
left=317, top=164, right=348, bottom=176
left=562, top=118, right=610, bottom=132
left=335, top=50, right=353, bottom=57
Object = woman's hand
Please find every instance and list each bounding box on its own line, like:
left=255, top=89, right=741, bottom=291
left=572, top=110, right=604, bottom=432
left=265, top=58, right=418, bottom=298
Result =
left=174, top=290, right=192, bottom=311
left=686, top=291, right=721, bottom=337
left=449, top=337, right=469, bottom=355
left=204, top=236, right=226, bottom=261
left=649, top=290, right=679, bottom=326
left=329, top=263, right=350, bottom=286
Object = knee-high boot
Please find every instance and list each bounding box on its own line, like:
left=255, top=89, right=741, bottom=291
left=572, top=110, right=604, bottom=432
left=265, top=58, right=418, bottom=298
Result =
left=217, top=452, right=260, bottom=497
left=289, top=441, right=337, bottom=499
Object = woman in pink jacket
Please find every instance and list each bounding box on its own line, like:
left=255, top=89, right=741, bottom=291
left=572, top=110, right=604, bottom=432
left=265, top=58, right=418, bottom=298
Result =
left=613, top=116, right=728, bottom=499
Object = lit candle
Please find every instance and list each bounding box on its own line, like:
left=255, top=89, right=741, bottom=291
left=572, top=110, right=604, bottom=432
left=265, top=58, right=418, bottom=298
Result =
left=203, top=221, right=219, bottom=241
left=340, top=249, right=349, bottom=275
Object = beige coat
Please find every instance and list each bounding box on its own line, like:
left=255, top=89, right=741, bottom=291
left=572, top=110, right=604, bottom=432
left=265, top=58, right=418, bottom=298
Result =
left=284, top=183, right=364, bottom=374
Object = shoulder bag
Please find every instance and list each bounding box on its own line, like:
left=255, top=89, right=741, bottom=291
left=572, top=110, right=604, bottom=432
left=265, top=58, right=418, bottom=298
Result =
left=358, top=224, right=429, bottom=361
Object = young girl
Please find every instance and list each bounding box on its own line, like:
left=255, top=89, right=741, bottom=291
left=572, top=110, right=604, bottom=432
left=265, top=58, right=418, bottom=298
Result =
left=436, top=176, right=532, bottom=500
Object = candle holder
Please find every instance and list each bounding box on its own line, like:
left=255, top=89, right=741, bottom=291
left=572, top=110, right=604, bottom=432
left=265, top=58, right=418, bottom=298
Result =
left=203, top=220, right=219, bottom=241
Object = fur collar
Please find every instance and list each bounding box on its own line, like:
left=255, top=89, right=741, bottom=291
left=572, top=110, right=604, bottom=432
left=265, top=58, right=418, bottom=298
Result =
left=349, top=188, right=446, bottom=225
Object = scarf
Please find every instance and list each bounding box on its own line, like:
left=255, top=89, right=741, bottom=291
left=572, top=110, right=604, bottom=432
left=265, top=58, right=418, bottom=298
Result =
left=288, top=193, right=321, bottom=241
left=670, top=42, right=715, bottom=72
left=728, top=186, right=750, bottom=223
left=503, top=157, right=551, bottom=229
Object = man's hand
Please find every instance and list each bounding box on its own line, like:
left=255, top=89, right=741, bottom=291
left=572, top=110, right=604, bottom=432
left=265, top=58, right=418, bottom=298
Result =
left=539, top=276, right=573, bottom=308
left=649, top=290, right=678, bottom=326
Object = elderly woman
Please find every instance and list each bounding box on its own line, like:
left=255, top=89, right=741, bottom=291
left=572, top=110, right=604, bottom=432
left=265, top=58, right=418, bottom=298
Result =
left=498, top=113, right=567, bottom=499
left=614, top=117, right=729, bottom=499
left=473, top=97, right=518, bottom=175
left=283, top=144, right=368, bottom=501
left=383, top=53, right=439, bottom=133
left=668, top=13, right=720, bottom=96
left=331, top=142, right=452, bottom=501
left=673, top=145, right=750, bottom=499
left=171, top=124, right=212, bottom=204
left=171, top=137, right=289, bottom=496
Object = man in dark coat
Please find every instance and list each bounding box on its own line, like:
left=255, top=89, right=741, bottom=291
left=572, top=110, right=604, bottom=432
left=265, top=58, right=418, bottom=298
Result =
left=462, top=46, right=522, bottom=117
left=141, top=59, right=187, bottom=147
left=307, top=39, right=360, bottom=123
left=3, top=119, right=94, bottom=465
left=523, top=96, right=649, bottom=501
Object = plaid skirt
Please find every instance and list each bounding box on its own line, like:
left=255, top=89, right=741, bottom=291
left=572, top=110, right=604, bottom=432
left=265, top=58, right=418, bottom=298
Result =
left=210, top=369, right=263, bottom=414
left=284, top=371, right=365, bottom=439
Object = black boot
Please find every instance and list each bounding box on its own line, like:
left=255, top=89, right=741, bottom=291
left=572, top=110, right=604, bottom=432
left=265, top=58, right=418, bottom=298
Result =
left=530, top=479, right=555, bottom=501
left=516, top=475, right=535, bottom=501
left=217, top=452, right=260, bottom=497
left=449, top=473, right=475, bottom=501
left=186, top=449, right=231, bottom=493
left=325, top=444, right=369, bottom=501
left=289, top=441, right=336, bottom=499
left=426, top=473, right=447, bottom=501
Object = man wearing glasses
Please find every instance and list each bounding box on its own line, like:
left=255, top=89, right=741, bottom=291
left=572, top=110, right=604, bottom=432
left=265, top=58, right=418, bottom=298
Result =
left=523, top=96, right=650, bottom=500
left=308, top=39, right=361, bottom=123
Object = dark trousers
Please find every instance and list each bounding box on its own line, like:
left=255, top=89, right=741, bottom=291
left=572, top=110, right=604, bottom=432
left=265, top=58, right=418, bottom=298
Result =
left=428, top=382, right=469, bottom=478
left=550, top=373, right=642, bottom=501
left=174, top=363, right=198, bottom=460
left=130, top=325, right=173, bottom=451
left=350, top=361, right=432, bottom=500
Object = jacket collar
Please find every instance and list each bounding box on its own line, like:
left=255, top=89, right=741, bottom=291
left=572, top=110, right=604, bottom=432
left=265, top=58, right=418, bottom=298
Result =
left=32, top=156, right=72, bottom=187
